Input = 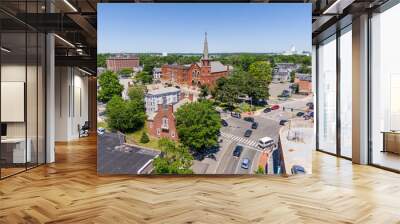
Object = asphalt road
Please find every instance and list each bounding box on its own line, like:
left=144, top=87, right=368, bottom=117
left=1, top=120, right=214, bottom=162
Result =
left=211, top=95, right=312, bottom=174
left=208, top=112, right=280, bottom=174
left=213, top=140, right=256, bottom=174
left=221, top=113, right=281, bottom=146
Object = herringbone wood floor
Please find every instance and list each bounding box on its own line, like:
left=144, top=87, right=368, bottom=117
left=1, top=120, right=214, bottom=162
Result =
left=1, top=136, right=400, bottom=224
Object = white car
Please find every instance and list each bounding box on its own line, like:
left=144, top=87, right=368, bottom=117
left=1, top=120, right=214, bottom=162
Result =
left=97, top=127, right=105, bottom=136
left=258, top=136, right=274, bottom=149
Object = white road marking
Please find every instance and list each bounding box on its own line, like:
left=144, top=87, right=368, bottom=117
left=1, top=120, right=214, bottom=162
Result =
left=220, top=132, right=264, bottom=152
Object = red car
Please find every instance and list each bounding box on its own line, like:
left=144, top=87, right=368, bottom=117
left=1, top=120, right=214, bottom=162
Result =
left=271, top=104, right=280, bottom=110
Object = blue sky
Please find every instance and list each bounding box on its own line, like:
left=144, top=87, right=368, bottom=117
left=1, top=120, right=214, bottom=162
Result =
left=98, top=4, right=311, bottom=53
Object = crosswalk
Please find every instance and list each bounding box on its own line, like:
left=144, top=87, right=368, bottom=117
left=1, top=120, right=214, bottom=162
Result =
left=220, top=132, right=264, bottom=152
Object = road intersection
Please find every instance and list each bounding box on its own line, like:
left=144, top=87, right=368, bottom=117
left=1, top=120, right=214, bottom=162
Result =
left=192, top=94, right=313, bottom=174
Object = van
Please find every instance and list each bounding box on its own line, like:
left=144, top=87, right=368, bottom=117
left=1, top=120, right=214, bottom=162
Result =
left=258, top=136, right=274, bottom=149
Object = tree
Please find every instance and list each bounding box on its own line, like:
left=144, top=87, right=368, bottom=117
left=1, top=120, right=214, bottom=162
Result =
left=140, top=132, right=150, bottom=143
left=106, top=95, right=146, bottom=132
left=142, top=64, right=154, bottom=74
left=135, top=71, right=153, bottom=84
left=128, top=85, right=145, bottom=102
left=213, top=70, right=269, bottom=105
left=175, top=100, right=221, bottom=152
left=298, top=64, right=311, bottom=74
left=97, top=53, right=110, bottom=68
left=291, top=83, right=299, bottom=94
left=118, top=68, right=133, bottom=77
left=199, top=85, right=209, bottom=98
left=98, top=70, right=124, bottom=103
left=213, top=77, right=239, bottom=107
left=290, top=70, right=296, bottom=83
left=238, top=54, right=257, bottom=71
left=153, top=138, right=194, bottom=174
left=249, top=61, right=272, bottom=82
left=243, top=74, right=269, bottom=100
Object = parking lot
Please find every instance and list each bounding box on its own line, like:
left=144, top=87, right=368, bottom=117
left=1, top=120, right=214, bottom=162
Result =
left=97, top=132, right=160, bottom=174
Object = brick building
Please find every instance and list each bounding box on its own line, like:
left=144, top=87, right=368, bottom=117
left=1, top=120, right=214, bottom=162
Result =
left=295, top=73, right=312, bottom=94
left=147, top=98, right=191, bottom=141
left=148, top=103, right=179, bottom=141
left=161, top=33, right=232, bottom=87
left=161, top=64, right=191, bottom=84
left=106, top=56, right=140, bottom=72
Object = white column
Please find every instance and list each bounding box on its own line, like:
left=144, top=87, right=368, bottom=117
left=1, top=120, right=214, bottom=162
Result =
left=46, top=33, right=55, bottom=163
left=352, top=14, right=369, bottom=164
left=312, top=45, right=317, bottom=151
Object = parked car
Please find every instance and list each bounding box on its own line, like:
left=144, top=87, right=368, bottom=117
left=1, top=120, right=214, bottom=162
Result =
left=279, top=120, right=288, bottom=125
left=97, top=127, right=105, bottom=136
left=244, top=117, right=254, bottom=123
left=296, top=112, right=305, bottom=117
left=291, top=165, right=306, bottom=174
left=304, top=111, right=314, bottom=120
left=221, top=119, right=228, bottom=127
left=233, top=145, right=243, bottom=157
left=252, top=99, right=268, bottom=106
left=241, top=158, right=250, bottom=169
left=271, top=104, right=280, bottom=110
left=306, top=102, right=314, bottom=110
left=279, top=90, right=291, bottom=98
left=244, top=129, right=253, bottom=137
left=263, top=107, right=272, bottom=113
left=251, top=122, right=258, bottom=129
left=231, top=111, right=241, bottom=119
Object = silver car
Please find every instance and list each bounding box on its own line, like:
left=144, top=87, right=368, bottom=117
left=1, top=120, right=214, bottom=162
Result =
left=241, top=158, right=250, bottom=169
left=97, top=127, right=105, bottom=136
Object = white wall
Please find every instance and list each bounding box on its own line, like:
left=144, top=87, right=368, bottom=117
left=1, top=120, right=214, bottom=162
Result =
left=54, top=67, right=89, bottom=141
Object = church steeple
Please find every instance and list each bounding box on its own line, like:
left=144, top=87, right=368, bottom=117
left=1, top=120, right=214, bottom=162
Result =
left=203, top=32, right=208, bottom=60
left=201, top=32, right=210, bottom=66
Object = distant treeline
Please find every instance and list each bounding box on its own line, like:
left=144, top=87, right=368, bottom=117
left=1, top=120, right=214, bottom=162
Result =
left=97, top=53, right=311, bottom=72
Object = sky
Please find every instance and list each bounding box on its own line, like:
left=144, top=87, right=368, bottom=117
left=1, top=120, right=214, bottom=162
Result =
left=98, top=4, right=311, bottom=54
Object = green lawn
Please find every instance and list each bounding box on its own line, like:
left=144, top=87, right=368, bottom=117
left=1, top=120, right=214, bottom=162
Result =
left=99, top=120, right=161, bottom=150
left=125, top=122, right=161, bottom=151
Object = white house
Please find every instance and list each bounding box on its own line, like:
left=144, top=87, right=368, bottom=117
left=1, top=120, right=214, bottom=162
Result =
left=145, top=87, right=180, bottom=116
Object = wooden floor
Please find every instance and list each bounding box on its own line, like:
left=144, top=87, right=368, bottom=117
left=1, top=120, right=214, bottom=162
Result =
left=1, top=136, right=400, bottom=223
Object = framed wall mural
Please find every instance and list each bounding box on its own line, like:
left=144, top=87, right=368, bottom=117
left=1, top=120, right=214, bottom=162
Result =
left=97, top=3, right=313, bottom=175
